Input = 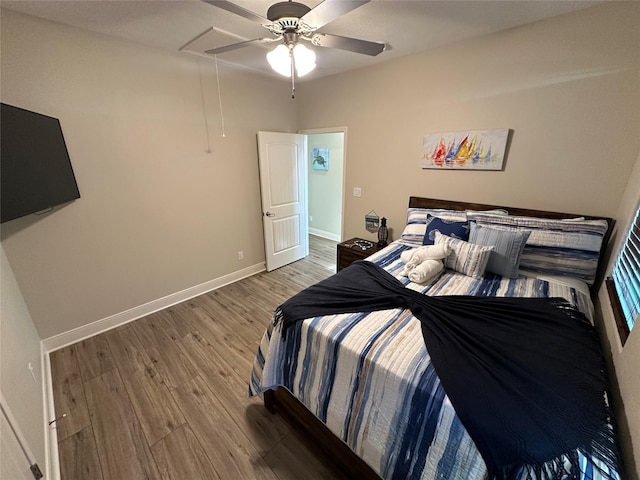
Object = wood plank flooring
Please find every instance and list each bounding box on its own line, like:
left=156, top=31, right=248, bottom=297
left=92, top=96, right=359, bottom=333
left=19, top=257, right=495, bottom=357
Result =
left=50, top=235, right=349, bottom=480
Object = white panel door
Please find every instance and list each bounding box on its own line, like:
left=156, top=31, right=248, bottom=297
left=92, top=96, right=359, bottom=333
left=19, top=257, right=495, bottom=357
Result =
left=257, top=131, right=308, bottom=271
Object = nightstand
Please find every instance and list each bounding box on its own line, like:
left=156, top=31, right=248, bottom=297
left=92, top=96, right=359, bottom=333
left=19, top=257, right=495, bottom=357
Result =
left=336, top=238, right=383, bottom=271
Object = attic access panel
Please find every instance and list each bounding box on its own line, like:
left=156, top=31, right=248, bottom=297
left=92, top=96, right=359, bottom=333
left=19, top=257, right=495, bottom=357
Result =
left=180, top=26, right=272, bottom=73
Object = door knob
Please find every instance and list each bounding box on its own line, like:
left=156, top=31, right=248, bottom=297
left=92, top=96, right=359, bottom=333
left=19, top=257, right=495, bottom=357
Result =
left=265, top=211, right=275, bottom=217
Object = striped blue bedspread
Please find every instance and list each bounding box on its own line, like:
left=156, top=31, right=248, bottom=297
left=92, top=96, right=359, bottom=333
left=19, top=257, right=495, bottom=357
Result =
left=249, top=241, right=621, bottom=480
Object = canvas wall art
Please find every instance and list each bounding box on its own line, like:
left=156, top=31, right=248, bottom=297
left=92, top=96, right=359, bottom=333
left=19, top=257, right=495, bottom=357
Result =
left=312, top=148, right=329, bottom=170
left=421, top=128, right=509, bottom=170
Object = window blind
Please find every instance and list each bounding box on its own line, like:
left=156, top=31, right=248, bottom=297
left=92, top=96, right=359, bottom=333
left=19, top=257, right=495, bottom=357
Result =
left=611, top=205, right=640, bottom=331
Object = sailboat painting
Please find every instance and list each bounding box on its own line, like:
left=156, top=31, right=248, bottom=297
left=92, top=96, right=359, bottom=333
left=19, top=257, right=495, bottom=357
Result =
left=421, top=128, right=509, bottom=170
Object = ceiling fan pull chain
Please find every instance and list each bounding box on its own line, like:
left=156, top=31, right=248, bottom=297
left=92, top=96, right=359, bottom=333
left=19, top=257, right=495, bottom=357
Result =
left=214, top=53, right=227, bottom=137
left=197, top=61, right=212, bottom=153
left=290, top=48, right=296, bottom=98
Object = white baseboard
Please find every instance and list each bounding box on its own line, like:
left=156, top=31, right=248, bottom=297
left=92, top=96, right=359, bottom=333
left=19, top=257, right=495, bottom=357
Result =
left=309, top=228, right=341, bottom=242
left=42, top=262, right=266, bottom=353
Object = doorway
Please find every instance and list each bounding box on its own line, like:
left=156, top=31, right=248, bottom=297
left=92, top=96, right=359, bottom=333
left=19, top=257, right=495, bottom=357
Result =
left=257, top=128, right=345, bottom=271
left=301, top=127, right=346, bottom=243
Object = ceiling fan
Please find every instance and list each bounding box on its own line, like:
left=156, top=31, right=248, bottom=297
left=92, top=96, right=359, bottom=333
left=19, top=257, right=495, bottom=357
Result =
left=203, top=0, right=386, bottom=94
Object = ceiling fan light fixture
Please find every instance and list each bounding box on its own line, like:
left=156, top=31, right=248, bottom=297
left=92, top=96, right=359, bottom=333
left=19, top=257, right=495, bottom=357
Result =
left=266, top=42, right=316, bottom=78
left=266, top=44, right=292, bottom=77
left=292, top=43, right=316, bottom=77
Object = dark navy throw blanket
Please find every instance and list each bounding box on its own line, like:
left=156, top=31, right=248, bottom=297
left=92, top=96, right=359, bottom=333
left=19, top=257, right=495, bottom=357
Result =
left=276, top=261, right=620, bottom=480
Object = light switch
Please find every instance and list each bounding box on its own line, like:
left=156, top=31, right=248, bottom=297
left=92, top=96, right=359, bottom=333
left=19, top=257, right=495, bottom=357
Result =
left=353, top=187, right=362, bottom=197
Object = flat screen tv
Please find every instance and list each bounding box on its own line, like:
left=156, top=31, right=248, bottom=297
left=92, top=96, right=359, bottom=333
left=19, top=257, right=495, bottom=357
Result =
left=1, top=103, right=80, bottom=223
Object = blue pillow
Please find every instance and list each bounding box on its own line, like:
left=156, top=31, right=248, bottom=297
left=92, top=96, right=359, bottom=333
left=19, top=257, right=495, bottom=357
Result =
left=469, top=223, right=531, bottom=278
left=423, top=214, right=470, bottom=245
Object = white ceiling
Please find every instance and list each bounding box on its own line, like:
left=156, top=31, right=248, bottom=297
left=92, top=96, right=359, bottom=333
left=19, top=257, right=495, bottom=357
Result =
left=1, top=0, right=605, bottom=79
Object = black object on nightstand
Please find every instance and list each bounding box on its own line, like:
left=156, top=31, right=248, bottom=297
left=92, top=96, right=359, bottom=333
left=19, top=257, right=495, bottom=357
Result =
left=336, top=238, right=382, bottom=271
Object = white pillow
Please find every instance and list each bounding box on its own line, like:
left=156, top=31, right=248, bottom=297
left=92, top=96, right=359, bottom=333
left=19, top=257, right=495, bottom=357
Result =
left=435, top=231, right=494, bottom=278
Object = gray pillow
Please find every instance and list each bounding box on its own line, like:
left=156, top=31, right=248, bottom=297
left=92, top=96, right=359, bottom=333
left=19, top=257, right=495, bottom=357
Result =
left=469, top=223, right=531, bottom=278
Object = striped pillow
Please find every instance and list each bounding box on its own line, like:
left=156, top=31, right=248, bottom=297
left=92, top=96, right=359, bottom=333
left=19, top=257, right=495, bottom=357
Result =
left=467, top=212, right=609, bottom=284
left=399, top=208, right=466, bottom=245
left=435, top=231, right=494, bottom=278
left=399, top=208, right=508, bottom=246
left=469, top=223, right=531, bottom=278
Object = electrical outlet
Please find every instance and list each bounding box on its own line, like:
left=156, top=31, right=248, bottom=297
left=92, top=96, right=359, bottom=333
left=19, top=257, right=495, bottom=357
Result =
left=353, top=187, right=362, bottom=197
left=30, top=463, right=43, bottom=480
left=238, top=251, right=244, bottom=261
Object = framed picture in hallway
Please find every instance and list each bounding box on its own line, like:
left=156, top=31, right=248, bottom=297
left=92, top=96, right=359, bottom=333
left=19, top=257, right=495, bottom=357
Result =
left=312, top=148, right=329, bottom=170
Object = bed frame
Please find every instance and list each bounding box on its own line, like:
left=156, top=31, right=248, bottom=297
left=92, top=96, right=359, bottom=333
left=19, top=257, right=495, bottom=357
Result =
left=262, top=196, right=615, bottom=479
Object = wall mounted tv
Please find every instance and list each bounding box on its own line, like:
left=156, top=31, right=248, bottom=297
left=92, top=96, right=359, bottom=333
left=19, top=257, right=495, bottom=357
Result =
left=1, top=103, right=81, bottom=223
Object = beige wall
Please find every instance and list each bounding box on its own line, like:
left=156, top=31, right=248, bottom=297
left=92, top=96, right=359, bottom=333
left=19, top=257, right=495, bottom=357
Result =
left=298, top=1, right=640, bottom=243
left=0, top=9, right=297, bottom=339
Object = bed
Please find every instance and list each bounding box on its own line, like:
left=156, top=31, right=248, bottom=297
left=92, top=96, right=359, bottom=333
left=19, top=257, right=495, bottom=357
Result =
left=249, top=197, right=621, bottom=480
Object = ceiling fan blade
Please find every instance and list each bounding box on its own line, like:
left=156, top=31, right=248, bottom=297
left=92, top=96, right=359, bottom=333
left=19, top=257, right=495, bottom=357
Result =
left=301, top=0, right=369, bottom=30
left=202, top=0, right=269, bottom=25
left=205, top=38, right=278, bottom=55
left=312, top=33, right=385, bottom=56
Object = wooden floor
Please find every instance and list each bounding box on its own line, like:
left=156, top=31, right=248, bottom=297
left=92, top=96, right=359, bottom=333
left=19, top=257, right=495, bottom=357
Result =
left=49, top=235, right=349, bottom=480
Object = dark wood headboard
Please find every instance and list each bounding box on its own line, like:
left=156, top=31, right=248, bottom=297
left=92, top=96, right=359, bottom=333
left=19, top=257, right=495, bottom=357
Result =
left=408, top=197, right=615, bottom=296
